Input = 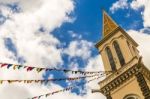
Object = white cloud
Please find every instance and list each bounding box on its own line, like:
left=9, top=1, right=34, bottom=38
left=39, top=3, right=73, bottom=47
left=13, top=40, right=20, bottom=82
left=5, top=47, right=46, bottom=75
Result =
left=0, top=0, right=75, bottom=66
left=64, top=40, right=93, bottom=60
left=110, top=0, right=150, bottom=26
left=0, top=0, right=76, bottom=99
left=130, top=0, right=150, bottom=27
left=0, top=1, right=106, bottom=99
left=0, top=82, right=65, bottom=99
left=109, top=0, right=150, bottom=68
left=110, top=0, right=128, bottom=13
left=130, top=0, right=146, bottom=10
left=86, top=55, right=104, bottom=71
left=128, top=30, right=150, bottom=69
left=1, top=0, right=150, bottom=99
left=110, top=0, right=150, bottom=68
left=0, top=76, right=106, bottom=99
left=110, top=0, right=150, bottom=28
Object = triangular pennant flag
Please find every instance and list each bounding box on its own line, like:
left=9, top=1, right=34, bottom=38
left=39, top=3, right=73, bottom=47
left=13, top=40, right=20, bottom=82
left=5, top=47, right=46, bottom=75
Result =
left=38, top=95, right=43, bottom=99
left=8, top=80, right=13, bottom=84
left=27, top=67, right=34, bottom=71
left=18, top=65, right=23, bottom=69
left=32, top=96, right=37, bottom=99
left=75, top=71, right=78, bottom=74
left=45, top=93, right=50, bottom=97
left=7, top=64, right=13, bottom=69
left=0, top=80, right=3, bottom=84
left=64, top=69, right=69, bottom=73
left=13, top=65, right=17, bottom=70
left=36, top=68, right=43, bottom=73
left=24, top=66, right=27, bottom=69
left=41, top=80, right=45, bottom=84
left=1, top=63, right=8, bottom=68
left=18, top=80, right=22, bottom=83
left=24, top=80, right=27, bottom=83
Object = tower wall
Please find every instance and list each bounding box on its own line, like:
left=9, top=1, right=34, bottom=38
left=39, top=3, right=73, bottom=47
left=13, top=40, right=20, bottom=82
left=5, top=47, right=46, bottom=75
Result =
left=95, top=11, right=150, bottom=99
left=97, top=30, right=138, bottom=72
left=111, top=76, right=144, bottom=99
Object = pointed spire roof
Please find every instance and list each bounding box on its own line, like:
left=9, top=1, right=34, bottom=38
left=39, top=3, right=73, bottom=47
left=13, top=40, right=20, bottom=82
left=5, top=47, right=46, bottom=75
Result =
left=102, top=10, right=118, bottom=37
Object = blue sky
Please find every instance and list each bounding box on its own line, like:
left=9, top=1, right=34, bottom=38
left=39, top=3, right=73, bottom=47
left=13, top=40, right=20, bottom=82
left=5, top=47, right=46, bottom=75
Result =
left=45, top=0, right=145, bottom=96
left=0, top=0, right=150, bottom=99
left=52, top=0, right=143, bottom=43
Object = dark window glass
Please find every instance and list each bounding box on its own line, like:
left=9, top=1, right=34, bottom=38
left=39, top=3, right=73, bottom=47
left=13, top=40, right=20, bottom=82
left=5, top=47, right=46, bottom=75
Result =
left=113, top=41, right=125, bottom=66
left=105, top=47, right=116, bottom=71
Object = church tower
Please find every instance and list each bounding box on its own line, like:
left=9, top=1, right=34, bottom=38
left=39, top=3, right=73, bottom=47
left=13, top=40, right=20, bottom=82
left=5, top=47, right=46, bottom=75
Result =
left=93, top=10, right=150, bottom=99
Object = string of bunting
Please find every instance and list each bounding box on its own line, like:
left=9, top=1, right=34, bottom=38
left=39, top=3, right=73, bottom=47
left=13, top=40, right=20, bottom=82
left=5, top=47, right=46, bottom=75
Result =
left=0, top=74, right=101, bottom=84
left=0, top=63, right=112, bottom=75
left=28, top=74, right=105, bottom=99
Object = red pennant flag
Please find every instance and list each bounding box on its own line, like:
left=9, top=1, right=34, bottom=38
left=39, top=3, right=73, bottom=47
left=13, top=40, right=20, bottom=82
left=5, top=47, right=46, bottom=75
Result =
left=27, top=67, right=34, bottom=71
left=1, top=63, right=8, bottom=68
left=33, top=97, right=38, bottom=99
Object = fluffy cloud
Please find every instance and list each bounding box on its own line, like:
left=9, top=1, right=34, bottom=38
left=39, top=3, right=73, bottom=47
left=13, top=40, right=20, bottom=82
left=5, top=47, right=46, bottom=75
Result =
left=110, top=0, right=150, bottom=68
left=110, top=0, right=128, bottom=13
left=0, top=0, right=106, bottom=99
left=1, top=0, right=150, bottom=99
left=110, top=0, right=150, bottom=28
left=0, top=0, right=76, bottom=99
left=0, top=0, right=75, bottom=67
left=130, top=0, right=150, bottom=27
left=0, top=73, right=106, bottom=99
left=86, top=55, right=104, bottom=71
left=130, top=0, right=147, bottom=10
left=128, top=29, right=150, bottom=69
left=64, top=40, right=93, bottom=60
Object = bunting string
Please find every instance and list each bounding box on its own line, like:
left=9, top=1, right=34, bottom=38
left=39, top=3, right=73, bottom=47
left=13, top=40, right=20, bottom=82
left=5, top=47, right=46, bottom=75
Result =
left=28, top=74, right=104, bottom=99
left=0, top=63, right=112, bottom=75
left=0, top=74, right=102, bottom=84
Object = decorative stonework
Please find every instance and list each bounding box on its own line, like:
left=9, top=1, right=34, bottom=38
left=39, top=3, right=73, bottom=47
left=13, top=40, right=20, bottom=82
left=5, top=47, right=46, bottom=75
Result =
left=103, top=11, right=118, bottom=37
left=106, top=93, right=112, bottom=99
left=100, top=63, right=138, bottom=95
left=99, top=56, right=138, bottom=89
left=98, top=61, right=150, bottom=99
left=141, top=65, right=150, bottom=81
left=136, top=72, right=150, bottom=99
left=96, top=10, right=150, bottom=99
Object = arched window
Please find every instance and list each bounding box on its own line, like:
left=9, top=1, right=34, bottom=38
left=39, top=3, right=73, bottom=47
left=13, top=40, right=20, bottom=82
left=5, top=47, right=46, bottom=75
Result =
left=113, top=41, right=125, bottom=66
left=105, top=47, right=116, bottom=71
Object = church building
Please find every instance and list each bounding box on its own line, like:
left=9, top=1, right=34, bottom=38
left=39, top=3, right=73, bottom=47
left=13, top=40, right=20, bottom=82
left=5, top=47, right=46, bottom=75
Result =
left=93, top=10, right=150, bottom=99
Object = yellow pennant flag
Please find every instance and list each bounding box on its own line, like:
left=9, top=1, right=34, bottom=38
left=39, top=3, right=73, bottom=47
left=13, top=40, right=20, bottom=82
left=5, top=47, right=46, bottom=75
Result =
left=13, top=65, right=18, bottom=70
left=36, top=68, right=44, bottom=73
left=0, top=80, right=3, bottom=84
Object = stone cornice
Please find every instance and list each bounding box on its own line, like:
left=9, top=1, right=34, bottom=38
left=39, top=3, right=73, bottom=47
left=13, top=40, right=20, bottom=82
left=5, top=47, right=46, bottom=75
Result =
left=99, top=58, right=150, bottom=95
left=98, top=56, right=138, bottom=87
left=95, top=26, right=138, bottom=49
left=100, top=63, right=139, bottom=95
left=140, top=64, right=150, bottom=81
left=135, top=72, right=150, bottom=98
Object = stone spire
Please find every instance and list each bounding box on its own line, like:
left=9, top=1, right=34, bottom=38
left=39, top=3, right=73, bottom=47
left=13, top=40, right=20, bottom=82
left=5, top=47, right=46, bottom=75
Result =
left=102, top=10, right=118, bottom=37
